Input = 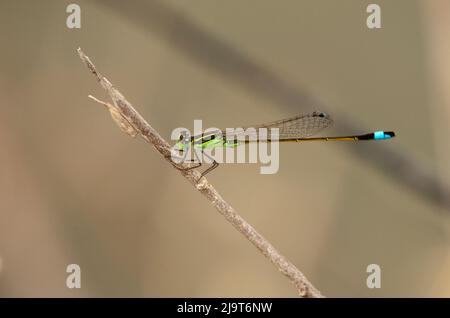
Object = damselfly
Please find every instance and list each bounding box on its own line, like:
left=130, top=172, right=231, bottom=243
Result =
left=173, top=111, right=395, bottom=177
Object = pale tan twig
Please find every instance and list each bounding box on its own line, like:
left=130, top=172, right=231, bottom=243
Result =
left=77, top=48, right=323, bottom=298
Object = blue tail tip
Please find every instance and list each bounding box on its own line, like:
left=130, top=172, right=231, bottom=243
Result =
left=374, top=131, right=396, bottom=140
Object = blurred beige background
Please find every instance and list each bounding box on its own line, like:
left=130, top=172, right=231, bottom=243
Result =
left=0, top=0, right=449, bottom=297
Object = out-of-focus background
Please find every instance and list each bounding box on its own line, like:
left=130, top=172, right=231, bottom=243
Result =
left=0, top=0, right=449, bottom=297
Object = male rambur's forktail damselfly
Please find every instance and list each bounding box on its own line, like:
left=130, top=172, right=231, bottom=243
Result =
left=174, top=111, right=396, bottom=177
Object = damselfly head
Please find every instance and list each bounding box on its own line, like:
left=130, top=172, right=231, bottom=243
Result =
left=174, top=131, right=191, bottom=152
left=177, top=131, right=191, bottom=143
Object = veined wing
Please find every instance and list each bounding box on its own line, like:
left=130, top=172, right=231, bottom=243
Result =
left=221, top=111, right=333, bottom=140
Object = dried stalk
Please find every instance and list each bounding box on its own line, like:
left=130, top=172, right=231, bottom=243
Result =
left=77, top=48, right=323, bottom=298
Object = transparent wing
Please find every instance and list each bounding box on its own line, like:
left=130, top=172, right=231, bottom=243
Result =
left=221, top=111, right=333, bottom=140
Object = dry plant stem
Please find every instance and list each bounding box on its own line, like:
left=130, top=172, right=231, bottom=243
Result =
left=77, top=48, right=323, bottom=298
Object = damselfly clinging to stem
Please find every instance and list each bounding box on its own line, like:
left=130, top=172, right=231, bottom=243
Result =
left=172, top=111, right=395, bottom=177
